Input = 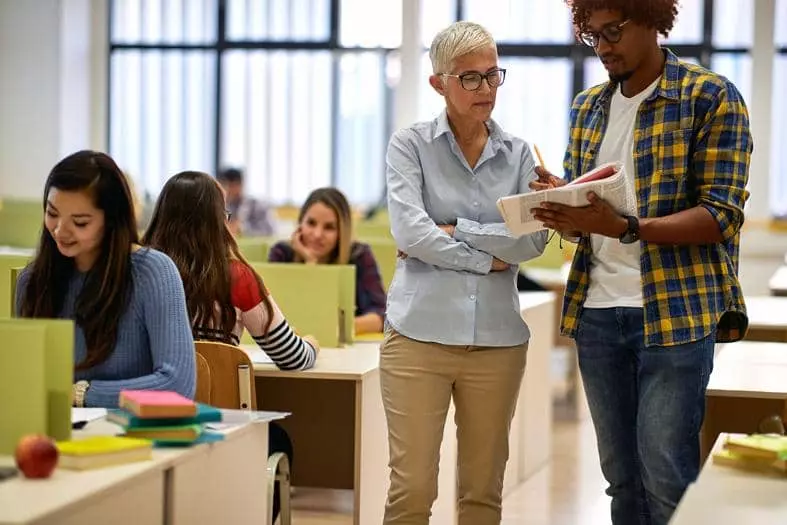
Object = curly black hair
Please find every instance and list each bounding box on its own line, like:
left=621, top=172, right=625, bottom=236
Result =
left=565, top=0, right=679, bottom=37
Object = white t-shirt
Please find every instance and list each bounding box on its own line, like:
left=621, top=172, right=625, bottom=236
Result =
left=585, top=76, right=661, bottom=309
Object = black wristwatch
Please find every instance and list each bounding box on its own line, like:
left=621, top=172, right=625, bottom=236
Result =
left=618, top=215, right=640, bottom=244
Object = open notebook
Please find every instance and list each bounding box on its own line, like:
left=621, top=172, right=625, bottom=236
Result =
left=497, top=161, right=637, bottom=236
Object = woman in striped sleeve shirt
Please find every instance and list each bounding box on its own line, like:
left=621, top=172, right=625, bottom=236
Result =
left=142, top=170, right=318, bottom=522
left=142, top=170, right=319, bottom=369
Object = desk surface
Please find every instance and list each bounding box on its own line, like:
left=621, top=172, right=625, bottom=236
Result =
left=518, top=290, right=556, bottom=311
left=521, top=264, right=569, bottom=287
left=0, top=419, right=258, bottom=525
left=745, top=296, right=787, bottom=329
left=769, top=266, right=787, bottom=293
left=0, top=247, right=34, bottom=257
left=707, top=341, right=787, bottom=398
left=246, top=343, right=380, bottom=380
left=671, top=433, right=787, bottom=523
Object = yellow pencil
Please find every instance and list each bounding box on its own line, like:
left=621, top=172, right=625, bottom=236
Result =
left=533, top=144, right=546, bottom=169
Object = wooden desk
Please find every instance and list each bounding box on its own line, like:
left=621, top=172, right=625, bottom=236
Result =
left=250, top=343, right=405, bottom=525
left=671, top=433, right=787, bottom=524
left=0, top=419, right=269, bottom=525
left=505, top=292, right=555, bottom=495
left=701, top=341, right=787, bottom=460
left=769, top=266, right=787, bottom=297
left=744, top=296, right=787, bottom=342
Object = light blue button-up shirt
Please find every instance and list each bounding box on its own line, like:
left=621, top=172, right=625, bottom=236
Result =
left=385, top=110, right=548, bottom=347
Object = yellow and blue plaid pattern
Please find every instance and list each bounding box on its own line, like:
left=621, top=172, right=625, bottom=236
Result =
left=561, top=50, right=752, bottom=347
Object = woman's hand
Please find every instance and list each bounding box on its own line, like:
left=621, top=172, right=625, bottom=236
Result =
left=291, top=228, right=319, bottom=264
left=491, top=257, right=511, bottom=272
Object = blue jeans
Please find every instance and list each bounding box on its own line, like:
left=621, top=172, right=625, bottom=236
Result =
left=576, top=307, right=715, bottom=525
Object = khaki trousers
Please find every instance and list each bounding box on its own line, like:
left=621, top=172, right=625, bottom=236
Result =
left=380, top=329, right=527, bottom=525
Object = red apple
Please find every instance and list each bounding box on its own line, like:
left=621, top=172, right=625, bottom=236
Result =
left=14, top=434, right=59, bottom=479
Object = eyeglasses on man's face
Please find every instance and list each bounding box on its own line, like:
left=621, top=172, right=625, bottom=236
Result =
left=579, top=19, right=631, bottom=48
left=441, top=68, right=507, bottom=91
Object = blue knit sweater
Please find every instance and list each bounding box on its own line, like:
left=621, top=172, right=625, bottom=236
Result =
left=16, top=248, right=196, bottom=408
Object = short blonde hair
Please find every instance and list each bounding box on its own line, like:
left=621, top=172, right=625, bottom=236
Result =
left=429, top=21, right=496, bottom=74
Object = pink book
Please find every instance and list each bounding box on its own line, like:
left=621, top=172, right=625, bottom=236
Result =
left=119, top=390, right=196, bottom=419
left=567, top=163, right=619, bottom=186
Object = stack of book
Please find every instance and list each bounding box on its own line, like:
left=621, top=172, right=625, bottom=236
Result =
left=712, top=434, right=787, bottom=476
left=108, top=390, right=223, bottom=445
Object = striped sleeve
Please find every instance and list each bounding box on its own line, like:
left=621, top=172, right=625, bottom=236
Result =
left=239, top=297, right=316, bottom=371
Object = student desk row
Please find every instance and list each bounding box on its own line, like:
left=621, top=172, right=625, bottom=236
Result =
left=701, top=340, right=787, bottom=460
left=743, top=295, right=787, bottom=342
left=671, top=433, right=787, bottom=524
left=0, top=418, right=269, bottom=525
left=247, top=291, right=556, bottom=525
left=769, top=265, right=787, bottom=297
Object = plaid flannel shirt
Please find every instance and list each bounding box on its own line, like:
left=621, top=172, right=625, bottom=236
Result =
left=561, top=49, right=752, bottom=347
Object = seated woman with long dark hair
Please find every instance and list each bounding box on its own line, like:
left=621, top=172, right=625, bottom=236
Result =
left=142, top=170, right=318, bottom=370
left=16, top=150, right=196, bottom=408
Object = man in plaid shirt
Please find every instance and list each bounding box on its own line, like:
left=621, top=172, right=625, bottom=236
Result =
left=531, top=1, right=752, bottom=524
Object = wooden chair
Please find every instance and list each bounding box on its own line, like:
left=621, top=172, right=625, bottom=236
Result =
left=194, top=341, right=291, bottom=525
left=194, top=352, right=212, bottom=405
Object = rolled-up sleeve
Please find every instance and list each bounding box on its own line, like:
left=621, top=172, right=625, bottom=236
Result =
left=694, top=83, right=752, bottom=241
left=386, top=129, right=493, bottom=274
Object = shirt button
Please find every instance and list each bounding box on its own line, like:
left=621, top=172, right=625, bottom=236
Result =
left=473, top=201, right=479, bottom=207
left=469, top=295, right=476, bottom=301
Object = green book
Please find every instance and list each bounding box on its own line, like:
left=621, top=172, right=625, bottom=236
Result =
left=107, top=403, right=222, bottom=428
left=124, top=423, right=203, bottom=443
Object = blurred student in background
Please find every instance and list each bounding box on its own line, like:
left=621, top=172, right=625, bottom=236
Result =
left=268, top=187, right=386, bottom=335
left=217, top=167, right=276, bottom=237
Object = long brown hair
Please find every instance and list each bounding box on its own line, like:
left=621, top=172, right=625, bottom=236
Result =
left=296, top=187, right=353, bottom=265
left=20, top=151, right=139, bottom=370
left=142, top=171, right=274, bottom=340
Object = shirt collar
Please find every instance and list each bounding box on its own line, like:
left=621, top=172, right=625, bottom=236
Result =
left=595, top=48, right=682, bottom=110
left=431, top=109, right=510, bottom=150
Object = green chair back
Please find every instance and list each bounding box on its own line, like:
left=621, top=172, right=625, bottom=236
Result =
left=1, top=255, right=32, bottom=318
left=0, top=199, right=43, bottom=248
left=247, top=263, right=356, bottom=348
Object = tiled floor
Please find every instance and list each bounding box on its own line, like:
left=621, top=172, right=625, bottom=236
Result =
left=288, top=409, right=609, bottom=525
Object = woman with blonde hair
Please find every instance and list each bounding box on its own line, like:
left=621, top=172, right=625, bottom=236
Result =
left=268, top=187, right=386, bottom=335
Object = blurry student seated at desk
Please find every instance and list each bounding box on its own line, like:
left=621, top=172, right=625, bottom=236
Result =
left=268, top=187, right=386, bottom=335
left=217, top=167, right=276, bottom=237
left=143, top=170, right=319, bottom=371
left=16, top=151, right=196, bottom=409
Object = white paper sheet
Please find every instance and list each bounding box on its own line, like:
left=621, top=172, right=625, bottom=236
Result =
left=71, top=407, right=107, bottom=424
left=240, top=344, right=274, bottom=365
left=497, top=161, right=637, bottom=236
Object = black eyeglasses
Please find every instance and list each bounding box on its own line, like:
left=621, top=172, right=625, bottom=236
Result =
left=225, top=210, right=232, bottom=221
left=441, top=68, right=507, bottom=91
left=579, top=19, right=631, bottom=47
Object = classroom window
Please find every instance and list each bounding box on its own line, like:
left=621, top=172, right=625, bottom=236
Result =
left=462, top=0, right=573, bottom=43
left=110, top=50, right=216, bottom=197
left=220, top=51, right=332, bottom=205
left=226, top=0, right=330, bottom=41
left=773, top=56, right=787, bottom=218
